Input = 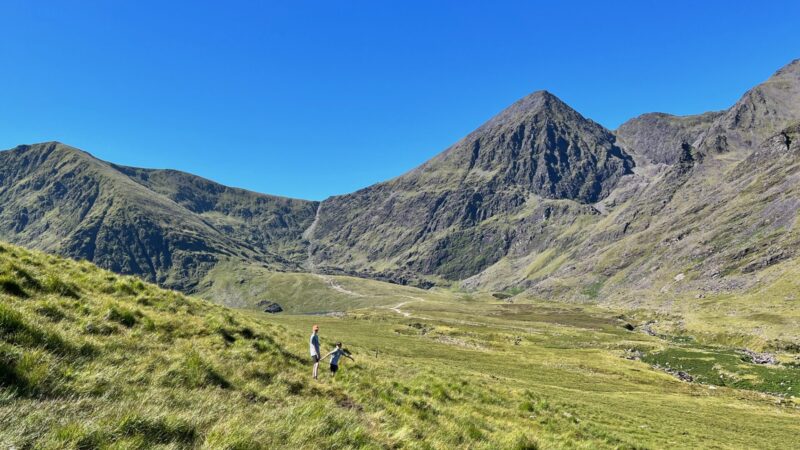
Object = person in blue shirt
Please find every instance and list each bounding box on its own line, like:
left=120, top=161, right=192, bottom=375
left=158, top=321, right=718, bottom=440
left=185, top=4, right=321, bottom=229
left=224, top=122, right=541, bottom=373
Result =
left=321, top=342, right=354, bottom=376
left=309, top=324, right=321, bottom=379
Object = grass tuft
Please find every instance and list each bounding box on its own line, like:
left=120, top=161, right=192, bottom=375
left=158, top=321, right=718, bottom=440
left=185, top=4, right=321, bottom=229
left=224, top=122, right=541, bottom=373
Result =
left=0, top=275, right=27, bottom=297
left=36, top=304, right=67, bottom=322
left=41, top=273, right=80, bottom=298
left=114, top=414, right=197, bottom=445
left=105, top=306, right=138, bottom=328
left=0, top=275, right=28, bottom=298
left=166, top=351, right=231, bottom=389
left=0, top=303, right=72, bottom=354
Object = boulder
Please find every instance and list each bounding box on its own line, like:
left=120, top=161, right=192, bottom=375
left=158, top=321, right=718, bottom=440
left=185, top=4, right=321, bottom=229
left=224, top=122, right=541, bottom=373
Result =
left=624, top=349, right=643, bottom=360
left=256, top=300, right=283, bottom=314
left=741, top=349, right=777, bottom=365
left=675, top=371, right=694, bottom=382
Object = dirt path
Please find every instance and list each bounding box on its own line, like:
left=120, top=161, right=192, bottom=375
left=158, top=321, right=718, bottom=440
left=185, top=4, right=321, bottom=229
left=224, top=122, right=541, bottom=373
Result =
left=388, top=295, right=426, bottom=317
left=314, top=274, right=365, bottom=297
left=389, top=301, right=413, bottom=317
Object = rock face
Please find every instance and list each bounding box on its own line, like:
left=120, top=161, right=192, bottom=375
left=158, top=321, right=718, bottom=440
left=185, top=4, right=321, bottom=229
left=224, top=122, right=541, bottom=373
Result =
left=0, top=143, right=318, bottom=291
left=306, top=91, right=634, bottom=283
left=699, top=59, right=800, bottom=155
left=467, top=60, right=800, bottom=300
left=616, top=111, right=723, bottom=165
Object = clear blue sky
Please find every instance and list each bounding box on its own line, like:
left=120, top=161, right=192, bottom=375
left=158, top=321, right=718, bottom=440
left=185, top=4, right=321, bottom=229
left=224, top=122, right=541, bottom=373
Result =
left=1, top=1, right=798, bottom=200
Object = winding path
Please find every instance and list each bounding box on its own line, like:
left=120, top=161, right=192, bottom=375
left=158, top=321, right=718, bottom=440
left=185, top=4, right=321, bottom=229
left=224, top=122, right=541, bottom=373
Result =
left=388, top=295, right=426, bottom=317
left=314, top=274, right=365, bottom=297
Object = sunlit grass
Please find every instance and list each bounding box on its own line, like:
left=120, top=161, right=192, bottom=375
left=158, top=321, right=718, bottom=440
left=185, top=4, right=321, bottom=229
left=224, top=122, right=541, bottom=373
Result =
left=1, top=241, right=799, bottom=448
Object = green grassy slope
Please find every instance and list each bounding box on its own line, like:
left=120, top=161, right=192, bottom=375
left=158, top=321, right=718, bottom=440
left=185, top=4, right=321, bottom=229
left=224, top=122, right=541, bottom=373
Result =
left=197, top=254, right=800, bottom=354
left=2, top=241, right=799, bottom=449
left=0, top=242, right=376, bottom=449
left=196, top=260, right=460, bottom=313
left=0, top=142, right=318, bottom=292
left=272, top=299, right=800, bottom=449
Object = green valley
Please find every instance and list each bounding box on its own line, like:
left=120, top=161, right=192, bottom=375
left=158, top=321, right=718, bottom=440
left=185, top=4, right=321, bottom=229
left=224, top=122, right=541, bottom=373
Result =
left=1, top=242, right=798, bottom=449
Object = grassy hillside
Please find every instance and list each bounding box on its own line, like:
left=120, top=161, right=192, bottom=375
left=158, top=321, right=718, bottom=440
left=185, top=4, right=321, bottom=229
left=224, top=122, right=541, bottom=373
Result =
left=197, top=257, right=800, bottom=353
left=0, top=142, right=318, bottom=292
left=2, top=241, right=799, bottom=449
left=196, top=260, right=460, bottom=313
left=0, top=242, right=374, bottom=449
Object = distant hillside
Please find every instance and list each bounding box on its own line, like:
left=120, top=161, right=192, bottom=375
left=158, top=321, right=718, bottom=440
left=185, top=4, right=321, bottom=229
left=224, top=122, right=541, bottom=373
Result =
left=0, top=143, right=318, bottom=291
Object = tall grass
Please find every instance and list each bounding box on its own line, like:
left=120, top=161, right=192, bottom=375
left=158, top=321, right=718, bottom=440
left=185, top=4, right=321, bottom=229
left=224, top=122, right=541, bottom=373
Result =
left=0, top=241, right=798, bottom=449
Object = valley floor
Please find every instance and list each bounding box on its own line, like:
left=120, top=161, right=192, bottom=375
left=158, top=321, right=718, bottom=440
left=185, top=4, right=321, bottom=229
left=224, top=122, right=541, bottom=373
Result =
left=267, top=298, right=799, bottom=449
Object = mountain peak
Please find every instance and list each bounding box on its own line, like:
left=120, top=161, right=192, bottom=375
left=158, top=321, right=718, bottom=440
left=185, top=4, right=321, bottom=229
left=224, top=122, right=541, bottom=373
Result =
left=479, top=90, right=581, bottom=132
left=11, top=141, right=84, bottom=155
left=502, top=89, right=566, bottom=114
left=518, top=89, right=558, bottom=102
left=697, top=58, right=800, bottom=153
left=771, top=58, right=800, bottom=79
left=7, top=142, right=108, bottom=171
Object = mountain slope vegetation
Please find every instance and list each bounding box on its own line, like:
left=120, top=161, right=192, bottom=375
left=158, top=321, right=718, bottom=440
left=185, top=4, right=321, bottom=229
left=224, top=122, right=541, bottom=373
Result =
left=308, top=59, right=800, bottom=295
left=0, top=241, right=537, bottom=448
left=0, top=143, right=317, bottom=292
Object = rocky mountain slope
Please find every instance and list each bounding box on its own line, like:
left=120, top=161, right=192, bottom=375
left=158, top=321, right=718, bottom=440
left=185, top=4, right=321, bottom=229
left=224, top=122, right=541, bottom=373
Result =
left=1, top=59, right=799, bottom=306
left=0, top=143, right=317, bottom=291
left=306, top=59, right=800, bottom=295
left=306, top=91, right=633, bottom=283
left=464, top=59, right=800, bottom=302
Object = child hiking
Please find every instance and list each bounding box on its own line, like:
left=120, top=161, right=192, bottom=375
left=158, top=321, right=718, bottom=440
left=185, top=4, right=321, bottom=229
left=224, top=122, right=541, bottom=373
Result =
left=309, top=325, right=321, bottom=379
left=322, top=342, right=354, bottom=376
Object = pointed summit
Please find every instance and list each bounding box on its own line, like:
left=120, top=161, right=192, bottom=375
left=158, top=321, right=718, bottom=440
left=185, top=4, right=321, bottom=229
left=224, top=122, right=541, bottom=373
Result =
left=501, top=90, right=563, bottom=114
left=424, top=89, right=633, bottom=204
left=306, top=88, right=635, bottom=283
left=479, top=90, right=581, bottom=131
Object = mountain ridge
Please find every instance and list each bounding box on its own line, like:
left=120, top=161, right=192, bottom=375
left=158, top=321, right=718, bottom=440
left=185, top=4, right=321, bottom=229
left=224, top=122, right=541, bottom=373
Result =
left=2, top=59, right=800, bottom=308
left=0, top=142, right=318, bottom=291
